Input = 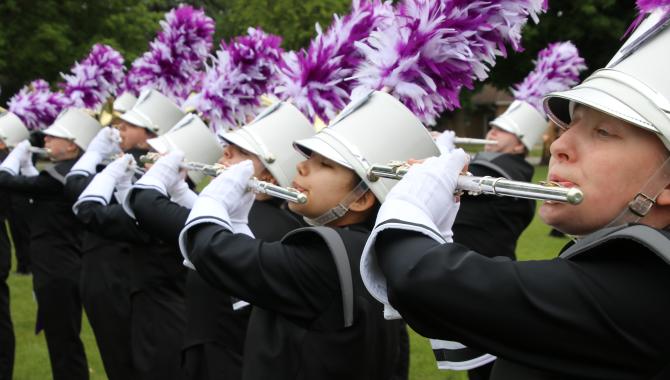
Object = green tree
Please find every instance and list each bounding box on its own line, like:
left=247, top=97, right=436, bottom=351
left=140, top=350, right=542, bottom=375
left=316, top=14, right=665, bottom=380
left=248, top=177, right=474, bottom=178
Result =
left=487, top=0, right=634, bottom=92
left=191, top=0, right=351, bottom=50
left=0, top=0, right=166, bottom=104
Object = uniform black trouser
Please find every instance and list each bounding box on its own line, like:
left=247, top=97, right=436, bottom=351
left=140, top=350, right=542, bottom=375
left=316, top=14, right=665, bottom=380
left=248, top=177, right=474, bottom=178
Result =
left=80, top=250, right=136, bottom=380
left=131, top=284, right=186, bottom=380
left=8, top=203, right=31, bottom=273
left=392, top=323, right=410, bottom=380
left=0, top=221, right=14, bottom=380
left=34, top=278, right=88, bottom=380
left=469, top=362, right=493, bottom=380
left=182, top=342, right=243, bottom=380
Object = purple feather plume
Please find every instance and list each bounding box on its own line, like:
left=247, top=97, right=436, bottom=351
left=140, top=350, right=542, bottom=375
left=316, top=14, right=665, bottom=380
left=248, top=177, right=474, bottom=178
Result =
left=30, top=79, right=51, bottom=92
left=625, top=0, right=670, bottom=37
left=637, top=0, right=670, bottom=12
left=512, top=41, right=586, bottom=115
left=354, top=0, right=548, bottom=125
left=185, top=28, right=284, bottom=133
left=122, top=5, right=215, bottom=103
left=274, top=0, right=394, bottom=123
left=60, top=43, right=125, bottom=109
left=7, top=80, right=69, bottom=130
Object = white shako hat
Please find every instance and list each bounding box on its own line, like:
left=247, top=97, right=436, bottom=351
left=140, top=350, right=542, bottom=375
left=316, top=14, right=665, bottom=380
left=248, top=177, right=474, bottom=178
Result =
left=0, top=112, right=30, bottom=147
left=148, top=113, right=224, bottom=185
left=544, top=9, right=670, bottom=150
left=113, top=92, right=138, bottom=114
left=293, top=90, right=440, bottom=202
left=218, top=101, right=315, bottom=188
left=119, top=89, right=185, bottom=136
left=42, top=108, right=102, bottom=150
left=490, top=100, right=547, bottom=151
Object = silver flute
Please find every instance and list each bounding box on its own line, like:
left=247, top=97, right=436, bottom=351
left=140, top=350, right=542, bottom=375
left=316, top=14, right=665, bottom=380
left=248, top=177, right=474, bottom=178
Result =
left=139, top=152, right=307, bottom=204
left=367, top=161, right=584, bottom=205
left=453, top=137, right=498, bottom=145
left=27, top=147, right=52, bottom=156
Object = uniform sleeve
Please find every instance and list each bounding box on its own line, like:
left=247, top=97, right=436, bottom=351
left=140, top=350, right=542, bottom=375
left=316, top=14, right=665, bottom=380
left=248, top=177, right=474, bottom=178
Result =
left=376, top=229, right=670, bottom=379
left=75, top=201, right=151, bottom=244
left=64, top=173, right=94, bottom=203
left=185, top=223, right=341, bottom=328
left=0, top=171, right=63, bottom=196
left=130, top=188, right=189, bottom=247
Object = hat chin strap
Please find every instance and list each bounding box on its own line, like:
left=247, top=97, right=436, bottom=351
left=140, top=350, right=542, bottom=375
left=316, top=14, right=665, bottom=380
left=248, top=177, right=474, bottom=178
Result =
left=304, top=181, right=370, bottom=226
left=607, top=156, right=670, bottom=227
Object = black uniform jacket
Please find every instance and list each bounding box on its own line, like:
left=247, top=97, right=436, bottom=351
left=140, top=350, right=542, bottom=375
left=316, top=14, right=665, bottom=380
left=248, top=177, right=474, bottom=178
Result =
left=130, top=188, right=303, bottom=348
left=184, top=221, right=404, bottom=380
left=69, top=183, right=184, bottom=293
left=0, top=159, right=82, bottom=288
left=375, top=226, right=670, bottom=380
left=64, top=164, right=135, bottom=289
left=453, top=152, right=535, bottom=260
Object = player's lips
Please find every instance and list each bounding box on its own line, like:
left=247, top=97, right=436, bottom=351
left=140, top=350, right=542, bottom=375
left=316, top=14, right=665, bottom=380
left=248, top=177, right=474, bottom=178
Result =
left=548, top=174, right=577, bottom=188
left=291, top=181, right=307, bottom=194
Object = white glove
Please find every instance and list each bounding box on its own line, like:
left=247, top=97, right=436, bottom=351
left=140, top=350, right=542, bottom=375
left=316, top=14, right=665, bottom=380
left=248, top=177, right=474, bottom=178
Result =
left=69, top=127, right=122, bottom=176
left=73, top=154, right=136, bottom=215
left=383, top=149, right=468, bottom=240
left=178, top=160, right=255, bottom=269
left=198, top=160, right=255, bottom=225
left=133, top=151, right=185, bottom=196
left=87, top=127, right=122, bottom=157
left=19, top=150, right=39, bottom=177
left=0, top=140, right=31, bottom=175
left=359, top=149, right=469, bottom=312
left=435, top=130, right=456, bottom=154
left=114, top=158, right=138, bottom=205
left=168, top=179, right=198, bottom=209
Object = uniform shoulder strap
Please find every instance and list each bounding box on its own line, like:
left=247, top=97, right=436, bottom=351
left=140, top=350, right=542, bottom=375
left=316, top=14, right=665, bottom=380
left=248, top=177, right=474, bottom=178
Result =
left=43, top=164, right=66, bottom=185
left=470, top=152, right=514, bottom=179
left=560, top=224, right=670, bottom=265
left=282, top=226, right=354, bottom=327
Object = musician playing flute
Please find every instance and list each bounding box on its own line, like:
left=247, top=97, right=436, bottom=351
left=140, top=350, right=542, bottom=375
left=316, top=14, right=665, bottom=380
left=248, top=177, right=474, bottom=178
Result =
left=433, top=42, right=587, bottom=380
left=0, top=109, right=101, bottom=380
left=67, top=89, right=188, bottom=380
left=126, top=103, right=311, bottom=380
left=178, top=92, right=417, bottom=380
left=361, top=5, right=670, bottom=379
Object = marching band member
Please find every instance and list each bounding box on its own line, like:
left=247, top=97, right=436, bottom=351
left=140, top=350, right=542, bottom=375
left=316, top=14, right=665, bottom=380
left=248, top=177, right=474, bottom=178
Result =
left=0, top=111, right=29, bottom=380
left=0, top=109, right=101, bottom=380
left=436, top=42, right=587, bottom=380
left=178, top=91, right=423, bottom=380
left=361, top=5, right=670, bottom=379
left=127, top=103, right=312, bottom=379
left=67, top=89, right=187, bottom=380
left=0, top=80, right=69, bottom=380
left=60, top=92, right=142, bottom=380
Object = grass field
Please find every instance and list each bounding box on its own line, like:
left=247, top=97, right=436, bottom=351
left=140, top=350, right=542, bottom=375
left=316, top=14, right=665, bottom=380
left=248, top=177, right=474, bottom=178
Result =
left=6, top=165, right=569, bottom=380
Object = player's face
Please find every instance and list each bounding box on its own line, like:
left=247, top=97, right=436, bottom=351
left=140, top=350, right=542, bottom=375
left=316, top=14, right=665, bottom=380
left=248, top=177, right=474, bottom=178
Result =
left=288, top=153, right=359, bottom=220
left=484, top=126, right=525, bottom=154
left=116, top=121, right=152, bottom=151
left=540, top=105, right=668, bottom=235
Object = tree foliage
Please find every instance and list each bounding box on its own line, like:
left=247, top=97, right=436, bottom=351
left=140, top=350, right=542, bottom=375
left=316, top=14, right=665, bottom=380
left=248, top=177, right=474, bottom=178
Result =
left=487, top=0, right=633, bottom=92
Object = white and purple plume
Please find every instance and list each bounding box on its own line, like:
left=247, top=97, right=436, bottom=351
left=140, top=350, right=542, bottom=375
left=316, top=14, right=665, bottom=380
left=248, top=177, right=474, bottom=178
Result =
left=185, top=27, right=284, bottom=133
left=636, top=0, right=670, bottom=13
left=122, top=5, right=215, bottom=103
left=512, top=41, right=586, bottom=115
left=60, top=43, right=125, bottom=109
left=7, top=80, right=69, bottom=130
left=274, top=0, right=393, bottom=123
left=354, top=0, right=548, bottom=125
left=626, top=0, right=670, bottom=37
